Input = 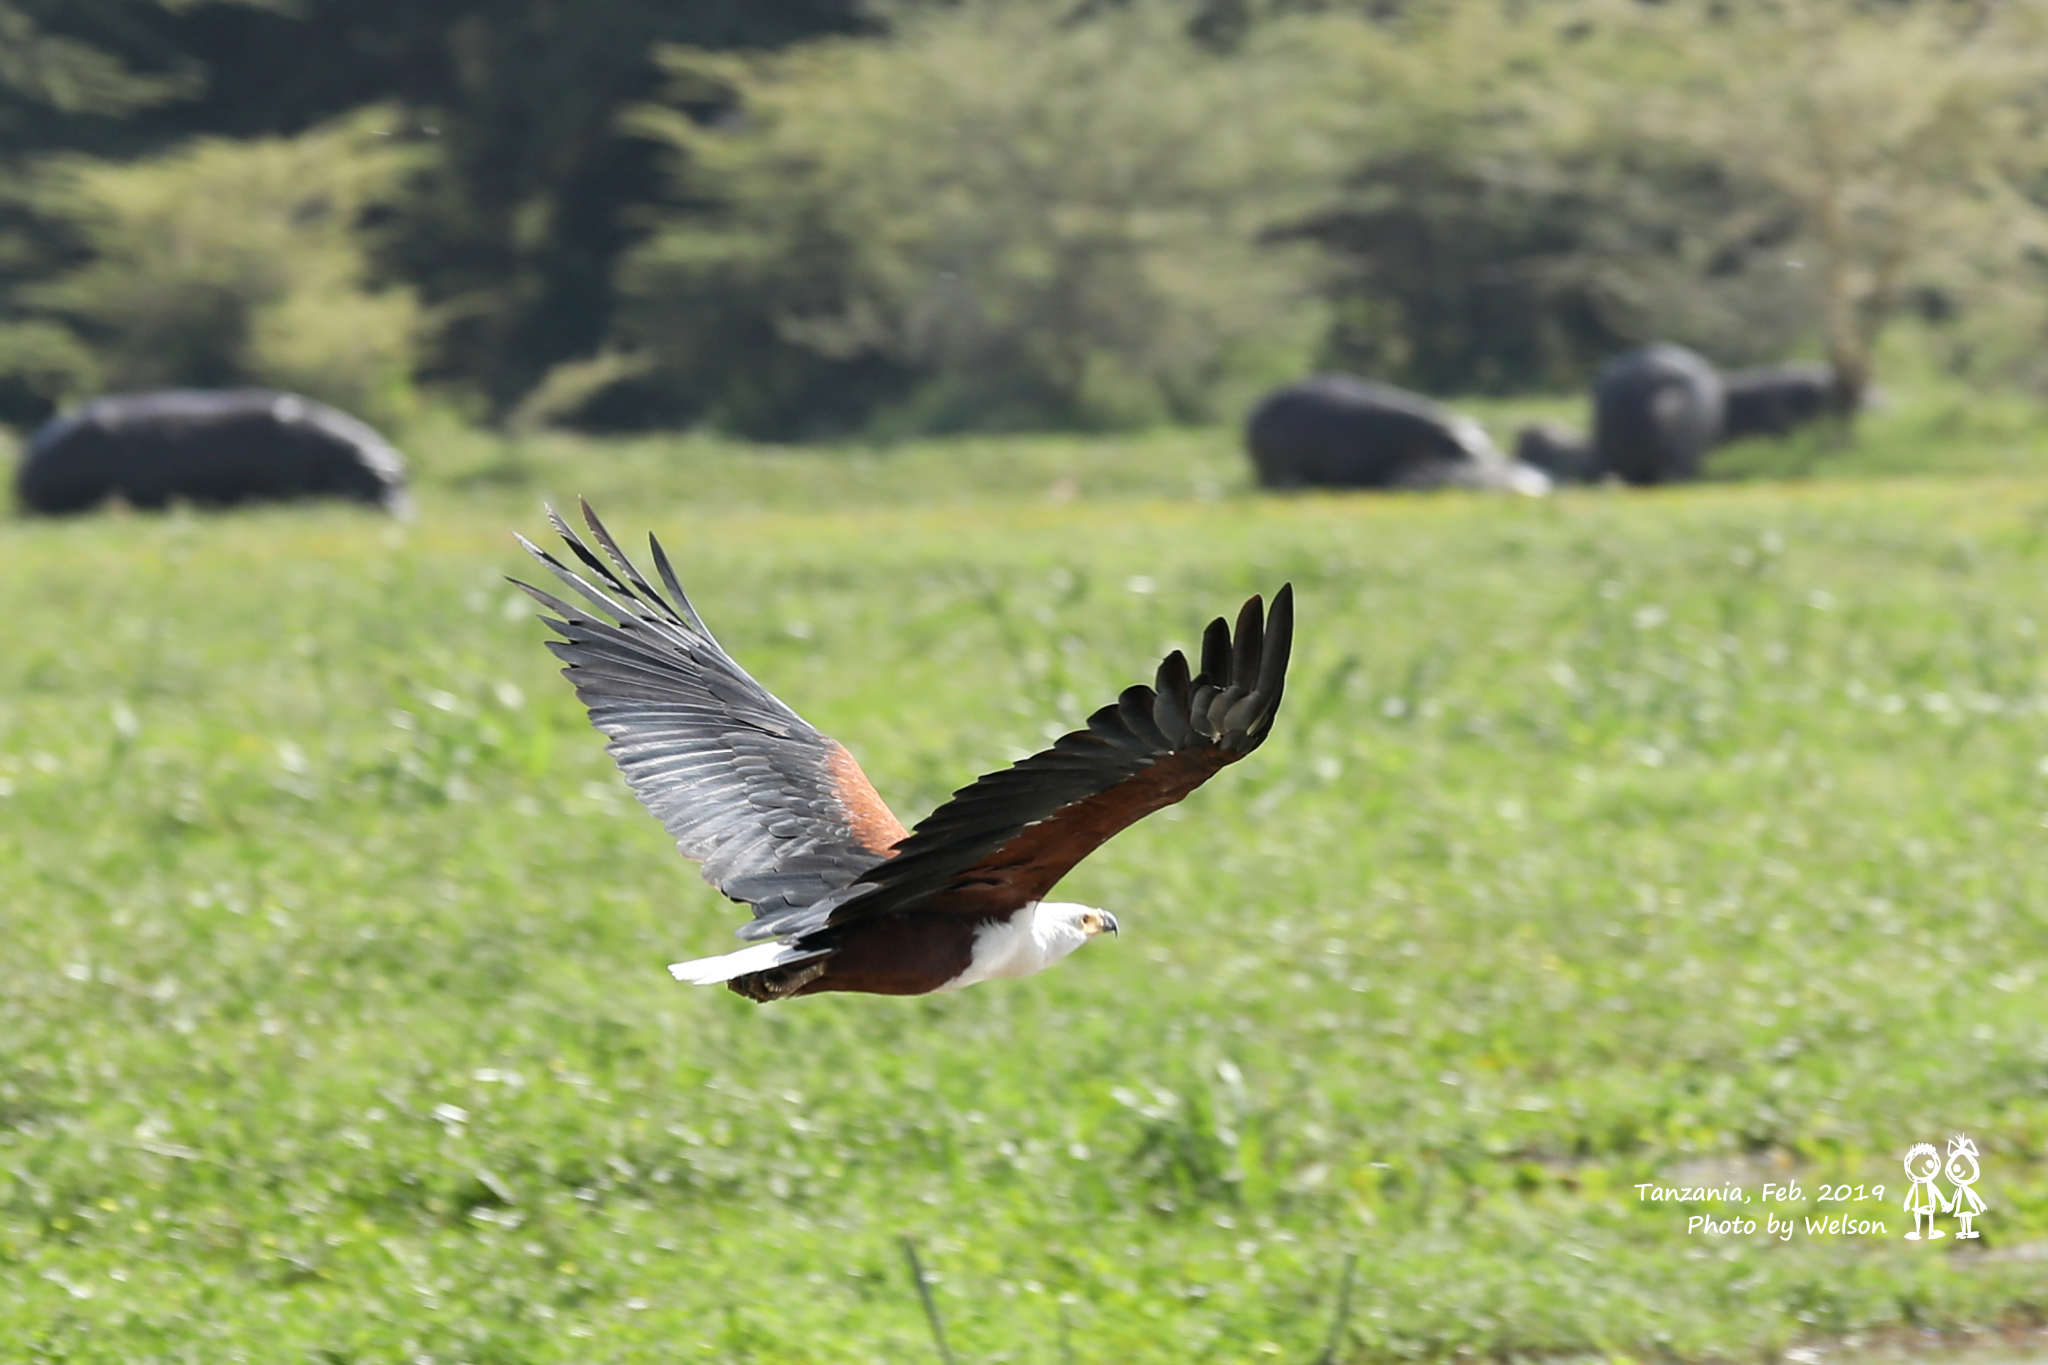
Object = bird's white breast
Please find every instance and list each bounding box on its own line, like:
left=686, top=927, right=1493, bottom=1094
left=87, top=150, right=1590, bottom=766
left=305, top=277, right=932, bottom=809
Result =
left=934, top=901, right=1094, bottom=993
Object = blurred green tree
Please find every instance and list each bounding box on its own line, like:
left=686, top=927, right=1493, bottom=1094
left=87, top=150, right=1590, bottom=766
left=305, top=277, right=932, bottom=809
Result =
left=615, top=0, right=1329, bottom=437
left=0, top=1, right=222, bottom=159
left=0, top=0, right=252, bottom=423
left=149, top=0, right=869, bottom=416
left=1271, top=2, right=1823, bottom=393
left=1580, top=0, right=2048, bottom=410
left=20, top=112, right=424, bottom=423
left=0, top=1, right=865, bottom=425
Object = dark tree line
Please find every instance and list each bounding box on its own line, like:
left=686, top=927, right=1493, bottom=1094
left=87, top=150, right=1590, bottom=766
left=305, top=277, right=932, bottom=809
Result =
left=2, top=0, right=2040, bottom=436
left=0, top=0, right=864, bottom=424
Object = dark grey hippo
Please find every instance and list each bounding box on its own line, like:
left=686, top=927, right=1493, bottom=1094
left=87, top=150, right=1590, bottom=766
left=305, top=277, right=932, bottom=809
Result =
left=1720, top=363, right=1842, bottom=441
left=1247, top=376, right=1547, bottom=494
left=1514, top=422, right=1598, bottom=484
left=16, top=388, right=409, bottom=516
left=1592, top=344, right=1725, bottom=485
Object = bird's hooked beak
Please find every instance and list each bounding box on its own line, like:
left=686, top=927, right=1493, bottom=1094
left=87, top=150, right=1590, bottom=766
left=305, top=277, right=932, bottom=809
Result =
left=1099, top=911, right=1119, bottom=938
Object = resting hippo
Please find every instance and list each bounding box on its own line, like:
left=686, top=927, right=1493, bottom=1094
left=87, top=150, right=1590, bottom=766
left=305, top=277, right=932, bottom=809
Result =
left=16, top=388, right=409, bottom=516
left=1719, top=363, right=1843, bottom=441
left=1591, top=344, right=1725, bottom=485
left=1247, top=376, right=1547, bottom=494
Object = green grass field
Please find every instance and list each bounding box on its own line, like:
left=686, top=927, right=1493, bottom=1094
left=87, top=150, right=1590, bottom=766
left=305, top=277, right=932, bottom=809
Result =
left=7, top=408, right=2048, bottom=1362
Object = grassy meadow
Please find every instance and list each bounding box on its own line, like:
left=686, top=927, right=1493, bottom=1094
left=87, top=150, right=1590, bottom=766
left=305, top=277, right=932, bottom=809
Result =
left=7, top=404, right=2048, bottom=1361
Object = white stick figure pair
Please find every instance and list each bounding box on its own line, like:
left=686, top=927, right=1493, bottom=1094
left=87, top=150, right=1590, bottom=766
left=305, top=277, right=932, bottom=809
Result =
left=1903, top=1135, right=1986, bottom=1240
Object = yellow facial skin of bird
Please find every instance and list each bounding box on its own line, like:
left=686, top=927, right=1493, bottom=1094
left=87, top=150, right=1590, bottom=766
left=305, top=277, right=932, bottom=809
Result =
left=1080, top=911, right=1119, bottom=938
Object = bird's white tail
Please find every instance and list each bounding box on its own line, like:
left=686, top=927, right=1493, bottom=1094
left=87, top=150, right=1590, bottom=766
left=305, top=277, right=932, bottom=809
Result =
left=668, top=939, right=830, bottom=986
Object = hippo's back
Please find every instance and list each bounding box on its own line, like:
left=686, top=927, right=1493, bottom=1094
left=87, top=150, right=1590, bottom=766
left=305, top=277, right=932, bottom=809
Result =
left=17, top=389, right=408, bottom=515
left=1247, top=376, right=1497, bottom=489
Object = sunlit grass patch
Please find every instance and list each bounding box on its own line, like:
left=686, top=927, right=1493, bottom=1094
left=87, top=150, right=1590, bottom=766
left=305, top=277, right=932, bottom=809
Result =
left=2, top=463, right=2047, bottom=1360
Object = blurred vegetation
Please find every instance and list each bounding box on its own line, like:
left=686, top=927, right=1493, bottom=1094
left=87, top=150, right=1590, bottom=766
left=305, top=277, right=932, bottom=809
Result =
left=0, top=0, right=867, bottom=427
left=0, top=2, right=214, bottom=155
left=0, top=0, right=2045, bottom=437
left=1585, top=0, right=2048, bottom=410
left=1275, top=4, right=1818, bottom=393
left=615, top=2, right=1327, bottom=436
left=16, top=113, right=423, bottom=424
left=0, top=0, right=237, bottom=422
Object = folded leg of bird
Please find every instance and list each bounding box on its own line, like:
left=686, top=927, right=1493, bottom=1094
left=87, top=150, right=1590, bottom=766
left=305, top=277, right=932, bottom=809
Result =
left=731, top=959, right=829, bottom=1002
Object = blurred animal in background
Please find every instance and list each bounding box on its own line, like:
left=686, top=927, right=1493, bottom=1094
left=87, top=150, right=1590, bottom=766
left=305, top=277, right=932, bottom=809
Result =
left=1592, top=344, right=1725, bottom=486
left=517, top=502, right=1294, bottom=1003
left=1246, top=375, right=1548, bottom=495
left=15, top=389, right=409, bottom=517
left=1718, top=363, right=1846, bottom=442
left=1524, top=356, right=1850, bottom=487
left=1514, top=422, right=1598, bottom=485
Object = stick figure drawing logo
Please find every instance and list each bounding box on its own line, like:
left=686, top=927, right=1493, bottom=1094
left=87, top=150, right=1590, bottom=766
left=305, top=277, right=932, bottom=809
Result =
left=1902, top=1144, right=1949, bottom=1239
left=1946, top=1135, right=1986, bottom=1239
left=1902, top=1135, right=1989, bottom=1241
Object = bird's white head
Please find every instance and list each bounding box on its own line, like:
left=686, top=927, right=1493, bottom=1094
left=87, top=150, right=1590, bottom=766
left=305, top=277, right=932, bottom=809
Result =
left=1031, top=900, right=1119, bottom=960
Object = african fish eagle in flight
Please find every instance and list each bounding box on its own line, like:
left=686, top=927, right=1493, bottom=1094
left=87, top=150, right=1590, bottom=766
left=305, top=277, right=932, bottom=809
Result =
left=515, top=502, right=1293, bottom=1002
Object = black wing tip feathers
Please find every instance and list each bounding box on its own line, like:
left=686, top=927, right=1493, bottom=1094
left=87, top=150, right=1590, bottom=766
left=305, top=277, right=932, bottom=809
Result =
left=1196, top=583, right=1292, bottom=751
left=1252, top=583, right=1294, bottom=741
left=1200, top=615, right=1232, bottom=682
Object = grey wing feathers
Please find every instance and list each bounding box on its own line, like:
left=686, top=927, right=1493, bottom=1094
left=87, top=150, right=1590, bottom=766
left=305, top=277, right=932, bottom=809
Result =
left=514, top=501, right=904, bottom=921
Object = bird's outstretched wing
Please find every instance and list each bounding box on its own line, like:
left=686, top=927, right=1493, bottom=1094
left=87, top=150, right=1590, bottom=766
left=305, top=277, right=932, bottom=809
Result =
left=514, top=501, right=908, bottom=918
left=740, top=585, right=1293, bottom=941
